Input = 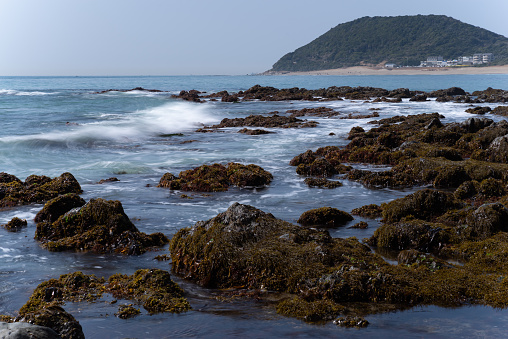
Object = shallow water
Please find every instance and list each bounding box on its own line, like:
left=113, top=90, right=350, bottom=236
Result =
left=1, top=75, right=508, bottom=338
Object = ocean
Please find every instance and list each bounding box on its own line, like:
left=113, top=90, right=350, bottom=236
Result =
left=1, top=74, right=508, bottom=338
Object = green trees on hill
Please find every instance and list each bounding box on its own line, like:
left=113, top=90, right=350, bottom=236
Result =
left=270, top=15, right=508, bottom=72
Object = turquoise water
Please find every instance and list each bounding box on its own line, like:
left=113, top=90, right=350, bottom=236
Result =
left=1, top=75, right=508, bottom=338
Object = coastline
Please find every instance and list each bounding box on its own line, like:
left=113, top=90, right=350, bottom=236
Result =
left=267, top=65, right=508, bottom=76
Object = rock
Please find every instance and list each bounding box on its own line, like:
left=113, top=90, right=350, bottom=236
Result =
left=465, top=106, right=492, bottom=115
left=369, top=220, right=445, bottom=252
left=303, top=178, right=343, bottom=189
left=429, top=87, right=467, bottom=97
left=35, top=198, right=168, bottom=254
left=209, top=114, right=318, bottom=129
left=34, top=194, right=86, bottom=223
left=20, top=306, right=84, bottom=339
left=157, top=163, right=273, bottom=192
left=289, top=150, right=316, bottom=166
left=409, top=94, right=428, bottom=101
left=171, top=90, right=203, bottom=103
left=297, top=207, right=353, bottom=228
left=460, top=117, right=493, bottom=133
left=492, top=106, right=508, bottom=116
left=97, top=177, right=120, bottom=184
left=351, top=204, right=383, bottom=219
left=486, top=134, right=508, bottom=163
left=2, top=217, right=27, bottom=232
left=296, top=158, right=337, bottom=177
left=107, top=269, right=191, bottom=314
left=237, top=128, right=274, bottom=135
left=382, top=189, right=462, bottom=223
left=349, top=221, right=368, bottom=229
left=287, top=107, right=339, bottom=117
left=0, top=321, right=60, bottom=339
left=0, top=172, right=82, bottom=209
left=226, top=163, right=273, bottom=188
left=466, top=203, right=508, bottom=239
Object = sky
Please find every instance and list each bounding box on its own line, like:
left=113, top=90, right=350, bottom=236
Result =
left=0, top=0, right=507, bottom=76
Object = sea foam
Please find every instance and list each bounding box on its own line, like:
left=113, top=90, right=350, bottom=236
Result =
left=0, top=102, right=218, bottom=147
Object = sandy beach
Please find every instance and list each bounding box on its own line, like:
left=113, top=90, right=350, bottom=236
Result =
left=268, top=65, right=508, bottom=76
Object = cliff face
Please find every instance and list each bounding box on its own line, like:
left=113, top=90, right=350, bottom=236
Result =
left=270, top=15, right=508, bottom=72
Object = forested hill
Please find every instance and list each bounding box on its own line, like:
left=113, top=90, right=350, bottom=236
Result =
left=270, top=15, right=508, bottom=72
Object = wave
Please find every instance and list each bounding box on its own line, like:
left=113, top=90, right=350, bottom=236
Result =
left=0, top=102, right=218, bottom=148
left=0, top=89, right=55, bottom=96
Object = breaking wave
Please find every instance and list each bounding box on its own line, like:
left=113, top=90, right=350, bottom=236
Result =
left=0, top=102, right=218, bottom=147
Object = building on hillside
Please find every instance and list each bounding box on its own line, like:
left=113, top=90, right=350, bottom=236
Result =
left=385, top=63, right=397, bottom=68
left=472, top=53, right=494, bottom=64
left=420, top=56, right=444, bottom=67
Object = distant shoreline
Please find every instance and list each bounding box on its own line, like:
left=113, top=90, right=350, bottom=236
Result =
left=265, top=65, right=508, bottom=76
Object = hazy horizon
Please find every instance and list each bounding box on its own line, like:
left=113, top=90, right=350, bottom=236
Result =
left=1, top=0, right=507, bottom=76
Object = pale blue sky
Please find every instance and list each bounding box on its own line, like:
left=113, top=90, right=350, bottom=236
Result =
left=1, top=0, right=507, bottom=76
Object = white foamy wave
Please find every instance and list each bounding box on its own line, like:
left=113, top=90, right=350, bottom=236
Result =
left=0, top=89, right=54, bottom=96
left=0, top=102, right=219, bottom=146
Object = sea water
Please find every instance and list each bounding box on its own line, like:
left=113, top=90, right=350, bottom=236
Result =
left=1, top=75, right=508, bottom=338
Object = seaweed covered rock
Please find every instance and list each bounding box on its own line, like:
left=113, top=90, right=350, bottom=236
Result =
left=20, top=306, right=84, bottom=339
left=2, top=217, right=27, bottom=232
left=297, top=207, right=353, bottom=228
left=157, top=163, right=272, bottom=192
left=170, top=203, right=382, bottom=291
left=304, top=177, right=343, bottom=189
left=492, top=106, right=508, bottom=116
left=466, top=203, right=508, bottom=239
left=35, top=198, right=168, bottom=254
left=465, top=106, right=492, bottom=115
left=351, top=204, right=383, bottom=219
left=484, top=134, right=508, bottom=163
left=34, top=193, right=86, bottom=223
left=169, top=203, right=508, bottom=322
left=226, top=163, right=273, bottom=187
left=209, top=114, right=318, bottom=129
left=107, top=269, right=191, bottom=314
left=382, top=189, right=462, bottom=223
left=0, top=172, right=82, bottom=208
left=369, top=220, right=447, bottom=252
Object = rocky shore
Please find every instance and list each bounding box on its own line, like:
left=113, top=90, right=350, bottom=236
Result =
left=2, top=85, right=508, bottom=336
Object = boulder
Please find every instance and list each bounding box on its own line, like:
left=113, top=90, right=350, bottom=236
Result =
left=297, top=207, right=353, bottom=227
left=20, top=306, right=84, bottom=339
left=157, top=163, right=273, bottom=192
left=382, top=189, right=462, bottom=223
left=0, top=172, right=82, bottom=209
left=0, top=321, right=60, bottom=339
left=34, top=194, right=86, bottom=223
left=466, top=203, right=508, bottom=239
left=35, top=198, right=168, bottom=254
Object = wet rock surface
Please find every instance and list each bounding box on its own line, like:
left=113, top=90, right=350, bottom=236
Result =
left=2, top=269, right=189, bottom=337
left=0, top=172, right=82, bottom=209
left=169, top=201, right=508, bottom=322
left=0, top=321, right=61, bottom=339
left=157, top=163, right=273, bottom=192
left=208, top=113, right=318, bottom=129
left=35, top=198, right=168, bottom=254
left=297, top=207, right=353, bottom=227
